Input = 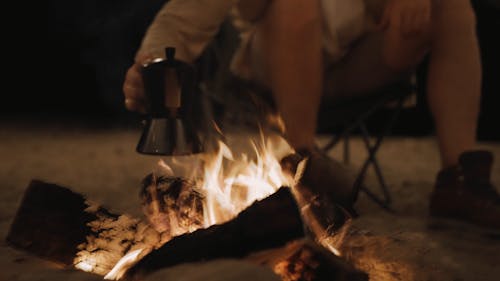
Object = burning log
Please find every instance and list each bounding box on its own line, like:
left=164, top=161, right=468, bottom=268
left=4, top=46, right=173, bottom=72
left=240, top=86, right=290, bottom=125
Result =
left=140, top=173, right=204, bottom=236
left=127, top=187, right=304, bottom=277
left=6, top=180, right=98, bottom=266
left=126, top=186, right=366, bottom=281
left=6, top=178, right=367, bottom=281
left=248, top=239, right=368, bottom=281
left=6, top=180, right=164, bottom=276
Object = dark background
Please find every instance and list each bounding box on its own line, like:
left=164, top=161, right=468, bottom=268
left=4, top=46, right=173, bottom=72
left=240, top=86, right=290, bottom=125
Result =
left=4, top=0, right=500, bottom=140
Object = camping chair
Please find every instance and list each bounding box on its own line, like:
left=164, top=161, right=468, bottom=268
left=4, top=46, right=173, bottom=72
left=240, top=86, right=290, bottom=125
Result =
left=316, top=80, right=416, bottom=211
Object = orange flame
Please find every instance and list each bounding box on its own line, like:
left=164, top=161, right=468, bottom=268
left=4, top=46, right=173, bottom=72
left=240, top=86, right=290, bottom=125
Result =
left=75, top=130, right=343, bottom=279
left=104, top=249, right=144, bottom=280
left=159, top=131, right=294, bottom=228
left=84, top=132, right=294, bottom=279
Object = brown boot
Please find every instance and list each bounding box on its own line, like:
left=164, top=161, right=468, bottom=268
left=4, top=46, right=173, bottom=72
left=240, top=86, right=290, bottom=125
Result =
left=429, top=150, right=500, bottom=229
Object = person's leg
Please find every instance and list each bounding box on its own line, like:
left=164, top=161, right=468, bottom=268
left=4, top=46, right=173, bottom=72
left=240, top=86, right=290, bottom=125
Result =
left=426, top=0, right=482, bottom=168
left=322, top=32, right=412, bottom=101
left=248, top=0, right=481, bottom=166
left=327, top=1, right=497, bottom=227
left=423, top=0, right=498, bottom=229
left=247, top=0, right=432, bottom=211
left=249, top=0, right=323, bottom=151
left=361, top=0, right=483, bottom=170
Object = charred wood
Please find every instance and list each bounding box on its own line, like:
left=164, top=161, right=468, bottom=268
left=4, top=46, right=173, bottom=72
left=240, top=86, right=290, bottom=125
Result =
left=126, top=187, right=366, bottom=281
left=6, top=180, right=163, bottom=276
left=140, top=174, right=204, bottom=236
left=6, top=179, right=367, bottom=281
left=248, top=239, right=368, bottom=281
left=6, top=180, right=100, bottom=265
left=126, top=187, right=304, bottom=277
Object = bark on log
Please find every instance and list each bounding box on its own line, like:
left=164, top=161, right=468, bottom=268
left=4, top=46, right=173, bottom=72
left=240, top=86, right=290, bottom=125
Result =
left=247, top=239, right=369, bottom=281
left=6, top=180, right=163, bottom=276
left=126, top=188, right=367, bottom=281
left=140, top=173, right=204, bottom=235
left=127, top=187, right=305, bottom=277
left=6, top=180, right=100, bottom=265
left=6, top=180, right=367, bottom=281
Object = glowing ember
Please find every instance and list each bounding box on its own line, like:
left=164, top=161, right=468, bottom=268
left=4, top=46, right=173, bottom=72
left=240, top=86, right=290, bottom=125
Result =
left=73, top=131, right=344, bottom=279
left=104, top=249, right=144, bottom=280
left=75, top=257, right=96, bottom=272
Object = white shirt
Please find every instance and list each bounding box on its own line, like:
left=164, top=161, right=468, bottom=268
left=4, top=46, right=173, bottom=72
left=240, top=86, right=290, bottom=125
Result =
left=138, top=0, right=370, bottom=79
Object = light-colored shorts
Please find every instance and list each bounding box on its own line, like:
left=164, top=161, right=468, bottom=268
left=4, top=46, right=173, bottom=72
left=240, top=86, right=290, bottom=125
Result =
left=229, top=0, right=407, bottom=102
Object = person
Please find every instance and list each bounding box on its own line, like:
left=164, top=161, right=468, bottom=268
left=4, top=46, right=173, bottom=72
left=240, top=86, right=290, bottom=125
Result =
left=122, top=0, right=499, bottom=228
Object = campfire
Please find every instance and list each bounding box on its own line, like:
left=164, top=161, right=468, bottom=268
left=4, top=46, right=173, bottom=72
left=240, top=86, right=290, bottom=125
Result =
left=6, top=132, right=367, bottom=281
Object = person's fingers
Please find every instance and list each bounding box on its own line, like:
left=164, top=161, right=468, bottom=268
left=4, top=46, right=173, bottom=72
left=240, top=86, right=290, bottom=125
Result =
left=409, top=2, right=431, bottom=35
left=123, top=63, right=148, bottom=113
left=121, top=52, right=155, bottom=114
left=393, top=4, right=403, bottom=35
left=123, top=63, right=146, bottom=101
left=125, top=64, right=144, bottom=90
left=123, top=82, right=147, bottom=113
left=414, top=13, right=427, bottom=34
left=123, top=81, right=144, bottom=100
left=409, top=8, right=422, bottom=35
left=135, top=53, right=154, bottom=65
left=377, top=2, right=392, bottom=30
left=125, top=97, right=147, bottom=114
left=125, top=53, right=153, bottom=100
left=420, top=2, right=432, bottom=31
left=401, top=6, right=413, bottom=35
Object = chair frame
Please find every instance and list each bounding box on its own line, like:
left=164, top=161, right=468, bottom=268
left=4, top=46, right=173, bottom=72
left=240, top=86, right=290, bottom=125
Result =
left=320, top=84, right=415, bottom=212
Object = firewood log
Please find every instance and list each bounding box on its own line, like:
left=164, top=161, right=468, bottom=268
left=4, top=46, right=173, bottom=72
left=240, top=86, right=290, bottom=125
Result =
left=6, top=180, right=163, bottom=276
left=247, top=239, right=368, bottom=281
left=125, top=187, right=367, bottom=281
left=6, top=180, right=101, bottom=266
left=6, top=179, right=367, bottom=281
left=140, top=173, right=204, bottom=236
left=126, top=187, right=304, bottom=277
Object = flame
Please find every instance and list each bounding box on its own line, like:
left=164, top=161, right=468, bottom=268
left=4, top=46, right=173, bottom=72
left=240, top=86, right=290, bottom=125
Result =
left=75, top=258, right=96, bottom=273
left=201, top=133, right=293, bottom=226
left=160, top=131, right=295, bottom=228
left=75, top=130, right=346, bottom=279
left=75, top=131, right=294, bottom=279
left=104, top=249, right=144, bottom=280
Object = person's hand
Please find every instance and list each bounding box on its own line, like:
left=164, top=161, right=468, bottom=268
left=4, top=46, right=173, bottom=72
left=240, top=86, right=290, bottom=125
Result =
left=378, top=0, right=432, bottom=36
left=123, top=54, right=151, bottom=113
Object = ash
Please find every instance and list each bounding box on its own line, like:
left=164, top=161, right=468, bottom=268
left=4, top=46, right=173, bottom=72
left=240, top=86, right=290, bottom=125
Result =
left=74, top=201, right=166, bottom=276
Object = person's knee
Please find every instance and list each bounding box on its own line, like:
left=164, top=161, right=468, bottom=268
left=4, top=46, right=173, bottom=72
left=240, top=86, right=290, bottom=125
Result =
left=381, top=0, right=478, bottom=72
left=382, top=31, right=431, bottom=72
left=434, top=0, right=477, bottom=34
left=237, top=0, right=270, bottom=22
left=263, top=0, right=321, bottom=31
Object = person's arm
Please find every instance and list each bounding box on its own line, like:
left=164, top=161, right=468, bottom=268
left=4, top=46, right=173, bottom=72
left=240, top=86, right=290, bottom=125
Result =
left=124, top=0, right=236, bottom=113
left=138, top=0, right=237, bottom=63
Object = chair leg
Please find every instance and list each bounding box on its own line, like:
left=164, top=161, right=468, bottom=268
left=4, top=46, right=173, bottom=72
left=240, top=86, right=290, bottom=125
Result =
left=322, top=120, right=360, bottom=153
left=343, top=133, right=350, bottom=165
left=320, top=93, right=410, bottom=212
left=357, top=123, right=392, bottom=205
left=353, top=95, right=406, bottom=211
left=322, top=134, right=343, bottom=152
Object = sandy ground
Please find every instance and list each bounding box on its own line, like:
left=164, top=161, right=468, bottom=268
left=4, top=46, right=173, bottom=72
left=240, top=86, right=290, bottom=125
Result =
left=1, top=121, right=499, bottom=281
